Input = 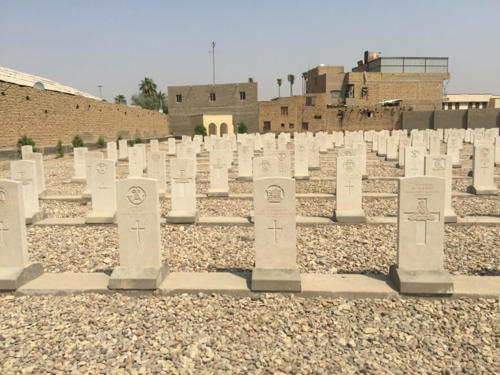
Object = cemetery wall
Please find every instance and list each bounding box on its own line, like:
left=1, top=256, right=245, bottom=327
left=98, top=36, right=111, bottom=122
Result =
left=0, top=83, right=169, bottom=149
left=467, top=108, right=500, bottom=129
left=402, top=111, right=434, bottom=130
left=402, top=108, right=500, bottom=130
left=434, top=110, right=467, bottom=129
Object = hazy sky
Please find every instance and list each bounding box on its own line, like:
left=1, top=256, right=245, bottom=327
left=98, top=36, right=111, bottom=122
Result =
left=2, top=1, right=499, bottom=102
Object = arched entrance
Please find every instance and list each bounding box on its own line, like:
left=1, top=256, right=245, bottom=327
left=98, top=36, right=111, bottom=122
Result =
left=220, top=123, right=228, bottom=135
left=208, top=123, right=217, bottom=135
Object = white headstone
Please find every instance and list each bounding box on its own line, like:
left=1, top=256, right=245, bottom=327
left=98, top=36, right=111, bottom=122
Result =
left=86, top=159, right=117, bottom=223
left=429, top=134, right=441, bottom=155
left=21, top=145, right=33, bottom=160
left=294, top=140, right=309, bottom=179
left=10, top=160, right=41, bottom=222
left=253, top=157, right=280, bottom=179
left=404, top=146, right=425, bottom=177
left=446, top=136, right=461, bottom=167
left=83, top=151, right=104, bottom=198
left=335, top=156, right=365, bottom=222
left=308, top=139, right=320, bottom=170
left=118, top=139, right=128, bottom=160
left=208, top=149, right=229, bottom=197
left=150, top=139, right=159, bottom=152
left=237, top=143, right=253, bottom=180
left=168, top=138, right=176, bottom=156
left=386, top=137, right=398, bottom=161
left=135, top=144, right=147, bottom=171
left=109, top=177, right=166, bottom=289
left=425, top=155, right=457, bottom=222
left=398, top=138, right=410, bottom=168
left=147, top=151, right=167, bottom=195
left=470, top=144, right=498, bottom=195
left=25, top=153, right=45, bottom=196
left=167, top=158, right=197, bottom=223
left=390, top=176, right=453, bottom=294
left=107, top=142, right=118, bottom=162
left=72, top=147, right=88, bottom=182
left=128, top=147, right=144, bottom=177
left=0, top=179, right=43, bottom=290
left=251, top=177, right=300, bottom=292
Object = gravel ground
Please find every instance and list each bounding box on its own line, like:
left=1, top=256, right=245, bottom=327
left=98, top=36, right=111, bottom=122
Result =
left=27, top=224, right=499, bottom=276
left=0, top=294, right=498, bottom=374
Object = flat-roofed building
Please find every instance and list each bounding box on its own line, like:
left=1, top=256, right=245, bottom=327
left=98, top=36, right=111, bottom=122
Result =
left=442, top=93, right=500, bottom=110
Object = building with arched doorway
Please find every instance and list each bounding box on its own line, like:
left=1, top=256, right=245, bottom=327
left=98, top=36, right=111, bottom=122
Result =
left=190, top=114, right=234, bottom=136
left=168, top=81, right=258, bottom=135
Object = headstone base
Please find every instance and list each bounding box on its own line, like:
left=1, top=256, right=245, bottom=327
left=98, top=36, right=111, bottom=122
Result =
left=294, top=175, right=310, bottom=180
left=467, top=185, right=498, bottom=195
left=396, top=163, right=403, bottom=169
left=71, top=177, right=86, bottom=184
left=335, top=209, right=367, bottom=223
left=85, top=211, right=117, bottom=224
left=26, top=210, right=46, bottom=225
left=108, top=265, right=168, bottom=290
left=445, top=212, right=458, bottom=223
left=452, top=163, right=462, bottom=168
left=82, top=190, right=91, bottom=200
left=362, top=175, right=368, bottom=180
left=308, top=167, right=320, bottom=171
left=389, top=265, right=453, bottom=295
left=207, top=190, right=229, bottom=198
left=385, top=157, right=397, bottom=161
left=236, top=176, right=252, bottom=182
left=377, top=152, right=387, bottom=157
left=166, top=210, right=198, bottom=224
left=0, top=263, right=44, bottom=290
left=118, top=157, right=128, bottom=161
left=251, top=268, right=301, bottom=292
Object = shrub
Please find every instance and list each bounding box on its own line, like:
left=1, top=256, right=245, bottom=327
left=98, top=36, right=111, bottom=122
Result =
left=127, top=140, right=135, bottom=147
left=116, top=135, right=123, bottom=144
left=72, top=135, right=84, bottom=148
left=56, top=140, right=64, bottom=158
left=17, top=135, right=35, bottom=149
left=97, top=136, right=106, bottom=148
left=194, top=124, right=207, bottom=137
left=237, top=122, right=248, bottom=134
left=134, top=137, right=144, bottom=144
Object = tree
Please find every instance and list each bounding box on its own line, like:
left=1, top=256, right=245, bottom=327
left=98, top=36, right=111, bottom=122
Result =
left=237, top=122, right=248, bottom=134
left=157, top=90, right=168, bottom=113
left=277, top=78, right=282, bottom=98
left=139, top=77, right=157, bottom=97
left=194, top=124, right=207, bottom=137
left=287, top=74, right=295, bottom=96
left=301, top=72, right=308, bottom=94
left=114, top=94, right=126, bottom=105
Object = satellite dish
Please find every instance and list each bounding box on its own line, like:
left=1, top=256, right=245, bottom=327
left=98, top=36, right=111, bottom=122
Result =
left=33, top=82, right=45, bottom=90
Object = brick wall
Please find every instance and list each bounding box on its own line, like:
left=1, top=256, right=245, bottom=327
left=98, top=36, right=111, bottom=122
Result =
left=0, top=83, right=169, bottom=149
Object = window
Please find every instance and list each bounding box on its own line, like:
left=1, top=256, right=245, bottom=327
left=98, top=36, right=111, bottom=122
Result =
left=263, top=121, right=271, bottom=131
left=281, top=123, right=285, bottom=128
left=367, top=111, right=375, bottom=118
left=239, top=91, right=246, bottom=100
left=448, top=103, right=453, bottom=110
left=468, top=103, right=473, bottom=109
left=281, top=106, right=288, bottom=115
left=289, top=123, right=294, bottom=129
left=302, top=122, right=309, bottom=130
left=305, top=96, right=315, bottom=106
left=314, top=115, right=322, bottom=120
left=361, top=86, right=368, bottom=97
left=455, top=103, right=459, bottom=110
left=210, top=92, right=216, bottom=101
left=346, top=84, right=355, bottom=98
left=176, top=94, right=182, bottom=103
left=475, top=102, right=480, bottom=109
left=330, top=90, right=341, bottom=99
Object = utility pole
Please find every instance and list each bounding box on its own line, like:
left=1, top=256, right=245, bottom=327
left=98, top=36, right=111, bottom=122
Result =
left=211, top=41, right=216, bottom=86
left=97, top=85, right=103, bottom=99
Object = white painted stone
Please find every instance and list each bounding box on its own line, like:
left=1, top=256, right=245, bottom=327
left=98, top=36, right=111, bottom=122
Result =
left=83, top=151, right=104, bottom=197
left=294, top=139, right=309, bottom=179
left=147, top=151, right=167, bottom=195
left=276, top=150, right=292, bottom=178
left=397, top=138, right=410, bottom=168
left=353, top=142, right=367, bottom=178
left=377, top=133, right=387, bottom=157
left=150, top=139, right=159, bottom=152
left=470, top=144, right=498, bottom=195
left=128, top=147, right=144, bottom=177
left=308, top=138, right=320, bottom=170
left=109, top=177, right=166, bottom=289
left=425, top=155, right=456, bottom=222
left=168, top=138, right=176, bottom=156
left=21, top=145, right=33, bottom=160
left=107, top=142, right=118, bottom=162
left=118, top=139, right=128, bottom=160
left=446, top=136, right=462, bottom=167
left=10, top=160, right=40, bottom=221
left=135, top=144, right=147, bottom=171
left=404, top=146, right=425, bottom=177
left=386, top=137, right=398, bottom=161
left=237, top=143, right=253, bottom=180
left=72, top=147, right=88, bottom=181
left=252, top=177, right=300, bottom=292
left=86, top=159, right=117, bottom=223
left=208, top=149, right=229, bottom=196
left=167, top=158, right=197, bottom=223
left=25, top=153, right=45, bottom=196
left=390, top=176, right=452, bottom=294
left=0, top=179, right=43, bottom=290
left=335, top=156, right=365, bottom=222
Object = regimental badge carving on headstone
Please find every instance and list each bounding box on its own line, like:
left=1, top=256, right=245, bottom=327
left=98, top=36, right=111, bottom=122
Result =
left=433, top=158, right=445, bottom=170
left=97, top=162, right=107, bottom=174
left=261, top=160, right=271, bottom=172
left=404, top=198, right=440, bottom=245
left=411, top=149, right=420, bottom=158
left=265, top=185, right=284, bottom=203
left=343, top=159, right=355, bottom=172
left=127, top=186, right=146, bottom=205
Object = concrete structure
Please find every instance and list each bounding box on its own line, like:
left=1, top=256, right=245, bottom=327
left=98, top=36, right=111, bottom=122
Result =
left=443, top=93, right=500, bottom=110
left=168, top=82, right=258, bottom=135
left=190, top=114, right=234, bottom=136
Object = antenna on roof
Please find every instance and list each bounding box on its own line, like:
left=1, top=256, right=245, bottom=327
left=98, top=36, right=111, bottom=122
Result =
left=211, top=41, right=216, bottom=86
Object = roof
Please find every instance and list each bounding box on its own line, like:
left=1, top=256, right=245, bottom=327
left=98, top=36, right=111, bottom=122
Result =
left=0, top=65, right=101, bottom=100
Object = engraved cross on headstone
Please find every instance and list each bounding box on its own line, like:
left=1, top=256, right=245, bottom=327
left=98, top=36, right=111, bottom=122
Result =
left=267, top=219, right=283, bottom=243
left=404, top=198, right=440, bottom=245
left=174, top=168, right=191, bottom=197
left=344, top=180, right=354, bottom=195
left=16, top=170, right=31, bottom=186
left=131, top=220, right=145, bottom=250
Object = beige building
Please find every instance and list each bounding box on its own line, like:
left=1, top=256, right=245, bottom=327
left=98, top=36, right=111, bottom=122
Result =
left=190, top=114, right=234, bottom=135
left=442, top=93, right=500, bottom=110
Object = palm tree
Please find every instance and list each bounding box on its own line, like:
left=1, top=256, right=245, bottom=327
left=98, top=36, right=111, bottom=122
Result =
left=287, top=74, right=295, bottom=96
left=114, top=94, right=126, bottom=105
left=277, top=78, right=282, bottom=98
left=139, top=77, right=158, bottom=97
left=157, top=90, right=167, bottom=113
left=301, top=72, right=308, bottom=94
